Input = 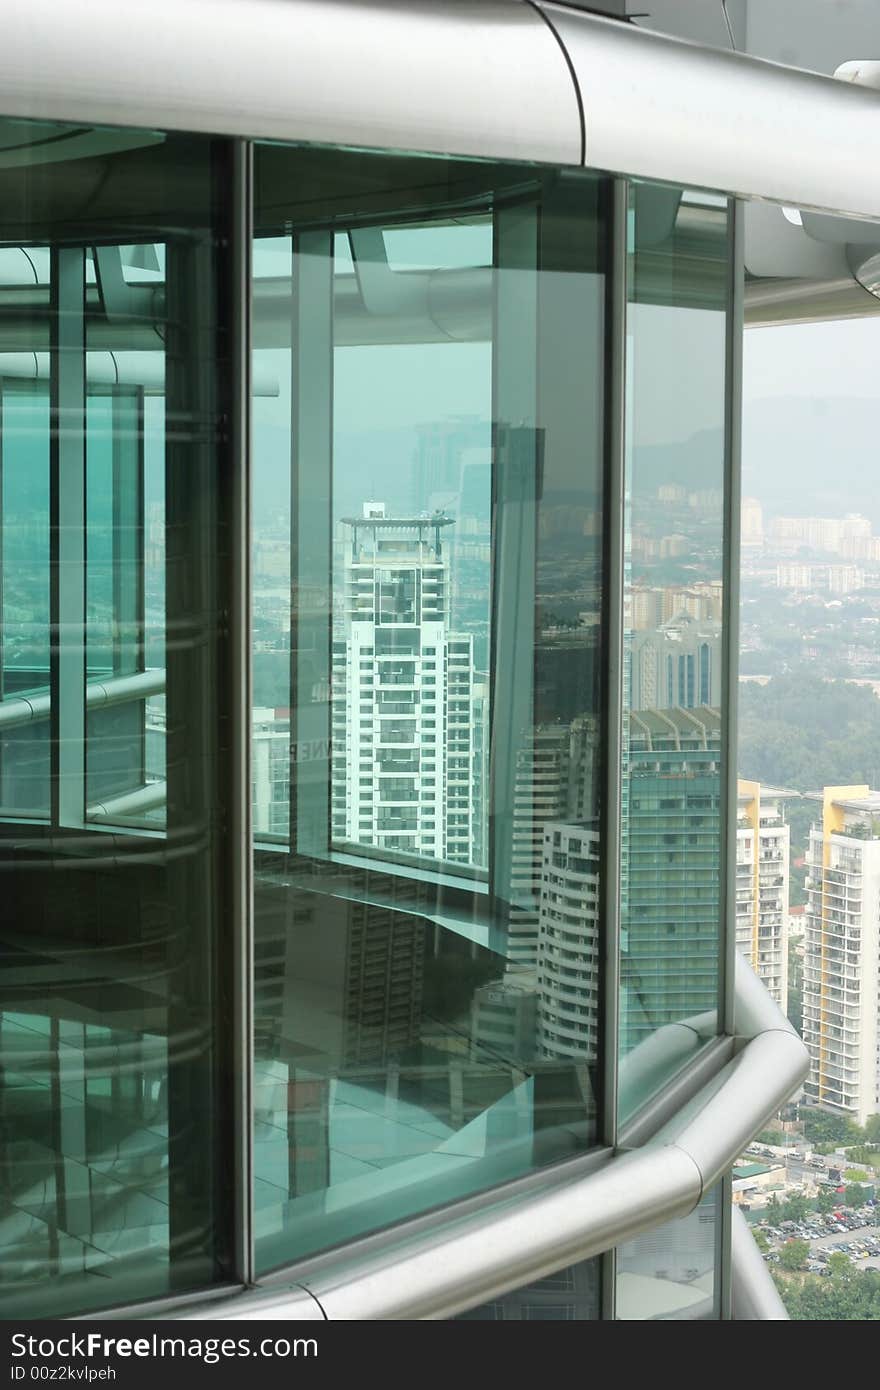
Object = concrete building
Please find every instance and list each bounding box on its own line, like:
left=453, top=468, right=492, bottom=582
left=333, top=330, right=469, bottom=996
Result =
left=803, top=787, right=880, bottom=1127
left=629, top=615, right=722, bottom=714
left=736, top=782, right=790, bottom=1010
left=330, top=504, right=477, bottom=867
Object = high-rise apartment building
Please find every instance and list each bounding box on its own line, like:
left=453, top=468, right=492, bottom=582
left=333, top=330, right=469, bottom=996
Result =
left=803, top=786, right=880, bottom=1126
left=768, top=514, right=872, bottom=554
left=740, top=497, right=764, bottom=547
left=537, top=821, right=601, bottom=1062
left=9, top=0, right=880, bottom=1324
left=330, top=504, right=477, bottom=867
left=736, top=782, right=790, bottom=1010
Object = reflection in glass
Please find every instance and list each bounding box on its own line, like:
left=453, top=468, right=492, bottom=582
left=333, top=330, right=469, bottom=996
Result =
left=0, top=122, right=231, bottom=1316
left=252, top=149, right=608, bottom=1267
left=618, top=186, right=730, bottom=1121
left=459, top=1257, right=599, bottom=1320
left=617, top=1186, right=720, bottom=1319
left=0, top=381, right=50, bottom=816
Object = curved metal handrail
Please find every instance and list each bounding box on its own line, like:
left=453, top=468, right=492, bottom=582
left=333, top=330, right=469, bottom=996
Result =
left=169, top=957, right=806, bottom=1321
left=731, top=1204, right=789, bottom=1321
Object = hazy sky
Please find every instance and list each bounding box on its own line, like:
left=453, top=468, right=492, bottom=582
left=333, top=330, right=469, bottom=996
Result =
left=744, top=315, right=880, bottom=404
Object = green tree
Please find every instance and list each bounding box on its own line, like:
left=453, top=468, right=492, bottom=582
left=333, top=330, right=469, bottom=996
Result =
left=816, top=1188, right=836, bottom=1215
left=847, top=1145, right=880, bottom=1169
left=845, top=1184, right=870, bottom=1208
left=800, top=1108, right=863, bottom=1147
left=757, top=1129, right=787, bottom=1146
left=752, top=1229, right=770, bottom=1254
left=779, top=1238, right=810, bottom=1272
left=781, top=1193, right=810, bottom=1223
left=827, top=1251, right=852, bottom=1279
left=774, top=1267, right=880, bottom=1319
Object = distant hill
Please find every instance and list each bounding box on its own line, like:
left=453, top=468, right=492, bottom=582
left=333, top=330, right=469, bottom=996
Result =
left=741, top=394, right=880, bottom=524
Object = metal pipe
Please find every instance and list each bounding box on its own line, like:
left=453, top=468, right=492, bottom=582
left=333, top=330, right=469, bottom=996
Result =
left=0, top=667, right=165, bottom=729
left=172, top=959, right=807, bottom=1322
left=731, top=1204, right=789, bottom=1320
left=86, top=782, right=166, bottom=820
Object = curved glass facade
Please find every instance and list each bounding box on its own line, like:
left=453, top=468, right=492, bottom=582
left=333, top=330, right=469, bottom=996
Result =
left=251, top=146, right=610, bottom=1268
left=0, top=120, right=236, bottom=1316
left=1, top=6, right=850, bottom=1311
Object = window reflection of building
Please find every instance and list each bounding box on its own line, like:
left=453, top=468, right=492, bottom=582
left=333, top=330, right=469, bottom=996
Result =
left=622, top=707, right=722, bottom=1052
left=459, top=1258, right=599, bottom=1320
left=537, top=823, right=601, bottom=1062
left=617, top=1190, right=719, bottom=1321
left=330, top=505, right=478, bottom=869
left=630, top=616, right=722, bottom=712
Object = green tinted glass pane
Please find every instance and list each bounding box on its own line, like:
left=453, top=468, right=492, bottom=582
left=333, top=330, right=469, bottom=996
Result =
left=0, top=120, right=232, bottom=1317
left=459, top=1257, right=599, bottom=1320
left=618, top=186, right=731, bottom=1122
left=253, top=146, right=608, bottom=1269
left=617, top=1185, right=721, bottom=1319
left=1, top=381, right=50, bottom=816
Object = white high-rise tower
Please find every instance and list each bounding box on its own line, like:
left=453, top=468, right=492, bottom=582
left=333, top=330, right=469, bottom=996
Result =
left=331, top=503, right=477, bottom=866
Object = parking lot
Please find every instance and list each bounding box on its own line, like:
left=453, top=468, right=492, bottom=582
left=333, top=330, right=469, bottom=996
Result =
left=756, top=1208, right=880, bottom=1274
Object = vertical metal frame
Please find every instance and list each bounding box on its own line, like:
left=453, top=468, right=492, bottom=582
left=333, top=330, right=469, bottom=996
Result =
left=230, top=138, right=255, bottom=1287
left=719, top=197, right=744, bottom=1042
left=290, top=229, right=334, bottom=860
left=598, top=176, right=629, bottom=1323
left=49, top=246, right=87, bottom=828
left=0, top=384, right=4, bottom=704
left=488, top=200, right=539, bottom=918
left=717, top=195, right=744, bottom=1320
left=110, top=387, right=145, bottom=679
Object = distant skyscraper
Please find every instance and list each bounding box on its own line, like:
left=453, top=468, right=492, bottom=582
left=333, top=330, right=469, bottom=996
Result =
left=740, top=496, right=764, bottom=546
left=629, top=615, right=721, bottom=713
left=331, top=503, right=477, bottom=866
left=803, top=785, right=880, bottom=1126
left=736, top=781, right=790, bottom=1009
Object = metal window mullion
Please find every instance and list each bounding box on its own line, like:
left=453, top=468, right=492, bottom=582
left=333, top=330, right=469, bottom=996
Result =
left=231, top=138, right=255, bottom=1288
left=290, top=228, right=334, bottom=859
left=599, top=176, right=629, bottom=1323
left=601, top=179, right=628, bottom=1155
left=719, top=197, right=744, bottom=1042
left=111, top=387, right=145, bottom=678
left=0, top=385, right=4, bottom=704
left=488, top=200, right=538, bottom=921
left=49, top=245, right=87, bottom=829
left=718, top=195, right=744, bottom=1324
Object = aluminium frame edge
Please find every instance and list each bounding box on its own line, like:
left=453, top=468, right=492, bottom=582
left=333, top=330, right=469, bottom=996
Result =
left=718, top=194, right=744, bottom=1320
left=230, top=138, right=255, bottom=1288
left=599, top=175, right=629, bottom=1319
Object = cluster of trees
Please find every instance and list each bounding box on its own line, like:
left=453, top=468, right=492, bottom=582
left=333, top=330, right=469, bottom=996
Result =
left=775, top=1267, right=880, bottom=1320
left=739, top=671, right=880, bottom=796
left=762, top=1188, right=871, bottom=1224
left=800, top=1107, right=880, bottom=1150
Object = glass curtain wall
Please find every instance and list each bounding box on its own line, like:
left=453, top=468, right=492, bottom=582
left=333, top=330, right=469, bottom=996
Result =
left=618, top=183, right=732, bottom=1120
left=0, top=120, right=742, bottom=1319
left=616, top=1186, right=721, bottom=1319
left=0, top=120, right=235, bottom=1316
left=251, top=146, right=610, bottom=1269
